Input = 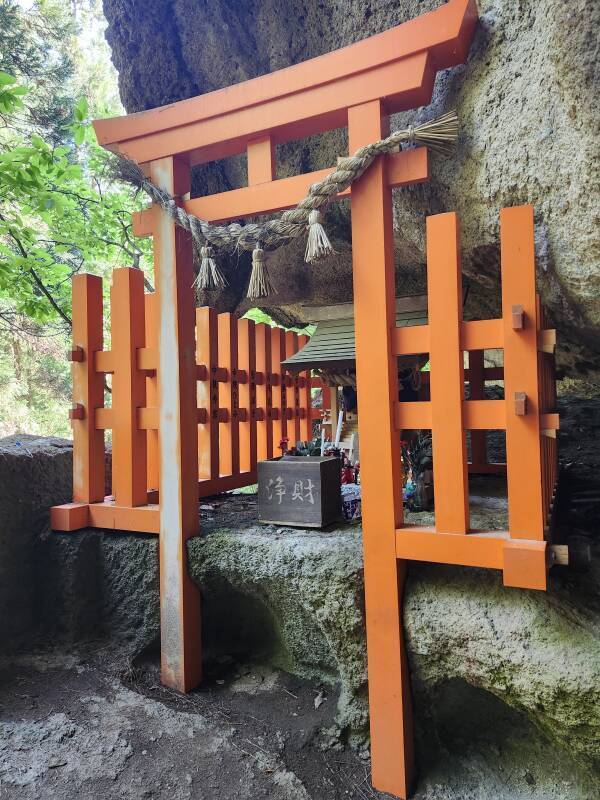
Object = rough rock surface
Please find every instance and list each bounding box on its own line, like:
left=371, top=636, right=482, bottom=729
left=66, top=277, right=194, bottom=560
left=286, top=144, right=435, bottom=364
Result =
left=2, top=391, right=599, bottom=793
left=34, top=518, right=600, bottom=788
left=188, top=527, right=369, bottom=740
left=406, top=562, right=600, bottom=776
left=0, top=650, right=325, bottom=800
left=0, top=436, right=72, bottom=642
left=4, top=647, right=597, bottom=799
left=102, top=0, right=600, bottom=375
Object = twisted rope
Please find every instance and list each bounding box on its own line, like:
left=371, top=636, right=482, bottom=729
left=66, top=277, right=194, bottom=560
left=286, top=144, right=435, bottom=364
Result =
left=114, top=111, right=458, bottom=259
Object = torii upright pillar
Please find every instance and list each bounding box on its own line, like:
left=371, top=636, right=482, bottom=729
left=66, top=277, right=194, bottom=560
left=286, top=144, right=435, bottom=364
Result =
left=349, top=100, right=414, bottom=796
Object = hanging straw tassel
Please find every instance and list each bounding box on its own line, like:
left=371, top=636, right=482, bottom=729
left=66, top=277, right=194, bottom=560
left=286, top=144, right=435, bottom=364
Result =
left=192, top=244, right=227, bottom=291
left=408, top=111, right=459, bottom=154
left=247, top=245, right=276, bottom=300
left=305, top=209, right=334, bottom=264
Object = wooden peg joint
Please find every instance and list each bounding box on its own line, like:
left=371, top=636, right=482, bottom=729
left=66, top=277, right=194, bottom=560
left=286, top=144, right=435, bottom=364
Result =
left=69, top=403, right=85, bottom=420
left=514, top=391, right=527, bottom=416
left=69, top=346, right=84, bottom=362
left=512, top=304, right=524, bottom=330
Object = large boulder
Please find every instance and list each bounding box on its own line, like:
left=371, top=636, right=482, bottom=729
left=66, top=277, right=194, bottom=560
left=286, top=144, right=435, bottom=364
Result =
left=0, top=435, right=72, bottom=643
left=36, top=523, right=600, bottom=785
left=102, top=0, right=600, bottom=376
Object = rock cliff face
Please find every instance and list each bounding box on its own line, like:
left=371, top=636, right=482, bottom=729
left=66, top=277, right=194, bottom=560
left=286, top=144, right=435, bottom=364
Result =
left=102, top=0, right=599, bottom=376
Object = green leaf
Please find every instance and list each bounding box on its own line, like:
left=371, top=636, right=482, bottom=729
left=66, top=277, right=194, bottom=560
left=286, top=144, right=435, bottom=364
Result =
left=74, top=96, right=89, bottom=122
left=73, top=125, right=85, bottom=146
left=0, top=72, right=16, bottom=87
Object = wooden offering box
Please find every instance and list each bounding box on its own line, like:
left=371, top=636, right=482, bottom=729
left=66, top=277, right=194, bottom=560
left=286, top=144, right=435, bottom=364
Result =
left=258, top=456, right=342, bottom=528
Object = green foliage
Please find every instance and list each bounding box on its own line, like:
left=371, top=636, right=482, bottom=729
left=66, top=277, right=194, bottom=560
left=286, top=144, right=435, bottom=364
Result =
left=243, top=307, right=315, bottom=335
left=0, top=0, right=151, bottom=436
left=0, top=0, right=76, bottom=143
left=0, top=86, right=152, bottom=325
left=0, top=321, right=71, bottom=437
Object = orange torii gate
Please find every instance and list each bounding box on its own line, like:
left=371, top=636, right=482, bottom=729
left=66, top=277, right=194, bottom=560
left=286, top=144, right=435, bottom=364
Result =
left=50, top=1, right=562, bottom=797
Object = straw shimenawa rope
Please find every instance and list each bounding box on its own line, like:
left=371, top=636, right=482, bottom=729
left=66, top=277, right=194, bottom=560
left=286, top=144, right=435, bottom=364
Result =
left=113, top=111, right=458, bottom=298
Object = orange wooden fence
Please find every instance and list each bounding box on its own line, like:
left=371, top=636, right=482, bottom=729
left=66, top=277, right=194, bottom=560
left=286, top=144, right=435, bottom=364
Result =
left=51, top=269, right=315, bottom=535
left=394, top=206, right=559, bottom=590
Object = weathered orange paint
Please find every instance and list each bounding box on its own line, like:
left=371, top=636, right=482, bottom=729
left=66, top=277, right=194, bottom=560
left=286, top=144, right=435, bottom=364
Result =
left=151, top=155, right=202, bottom=693
left=70, top=274, right=105, bottom=504
left=349, top=99, right=414, bottom=799
left=196, top=307, right=219, bottom=481
left=238, top=318, right=257, bottom=474
left=255, top=323, right=273, bottom=461
left=217, top=313, right=239, bottom=478
left=501, top=206, right=544, bottom=540
left=145, top=293, right=159, bottom=492
left=110, top=268, right=147, bottom=507
left=426, top=212, right=469, bottom=533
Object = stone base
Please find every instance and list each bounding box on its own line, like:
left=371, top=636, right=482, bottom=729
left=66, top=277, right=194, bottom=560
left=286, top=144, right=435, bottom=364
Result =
left=33, top=521, right=600, bottom=786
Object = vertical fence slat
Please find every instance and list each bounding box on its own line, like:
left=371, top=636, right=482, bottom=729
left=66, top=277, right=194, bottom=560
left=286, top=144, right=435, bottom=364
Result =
left=145, top=292, right=159, bottom=492
left=110, top=267, right=147, bottom=507
left=501, top=205, right=544, bottom=540
left=218, top=312, right=239, bottom=477
left=427, top=212, right=469, bottom=534
left=468, top=350, right=487, bottom=471
left=285, top=331, right=300, bottom=446
left=72, top=273, right=105, bottom=503
left=298, top=334, right=312, bottom=442
left=238, top=317, right=256, bottom=474
left=197, top=307, right=219, bottom=481
left=271, top=327, right=286, bottom=453
left=255, top=323, right=273, bottom=461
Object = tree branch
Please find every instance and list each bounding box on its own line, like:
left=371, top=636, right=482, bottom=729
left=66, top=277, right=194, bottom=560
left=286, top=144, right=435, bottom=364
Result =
left=29, top=266, right=72, bottom=327
left=0, top=211, right=72, bottom=327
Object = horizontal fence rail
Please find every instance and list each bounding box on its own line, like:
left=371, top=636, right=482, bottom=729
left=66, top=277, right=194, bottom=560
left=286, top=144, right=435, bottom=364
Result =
left=52, top=272, right=319, bottom=534
left=53, top=207, right=559, bottom=593
left=393, top=206, right=559, bottom=591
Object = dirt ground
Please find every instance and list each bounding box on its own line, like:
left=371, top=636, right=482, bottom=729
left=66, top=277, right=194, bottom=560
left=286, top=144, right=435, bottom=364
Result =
left=0, top=644, right=391, bottom=800
left=2, top=640, right=595, bottom=800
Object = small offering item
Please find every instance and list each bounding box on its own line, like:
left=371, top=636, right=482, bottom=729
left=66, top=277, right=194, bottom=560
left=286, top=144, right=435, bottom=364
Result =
left=341, top=483, right=362, bottom=521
